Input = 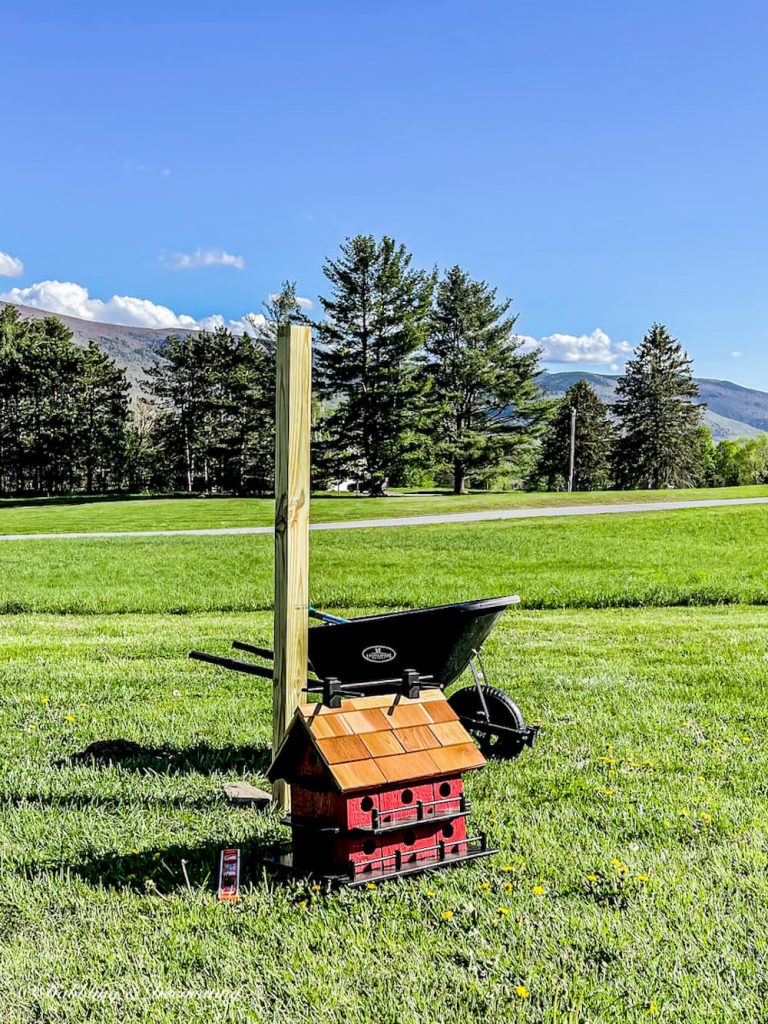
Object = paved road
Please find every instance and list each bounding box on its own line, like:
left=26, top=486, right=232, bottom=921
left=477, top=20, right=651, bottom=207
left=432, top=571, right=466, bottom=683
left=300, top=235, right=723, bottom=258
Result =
left=0, top=495, right=766, bottom=541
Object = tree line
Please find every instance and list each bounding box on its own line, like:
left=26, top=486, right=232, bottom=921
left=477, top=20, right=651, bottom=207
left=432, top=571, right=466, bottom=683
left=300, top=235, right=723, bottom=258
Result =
left=0, top=236, right=765, bottom=497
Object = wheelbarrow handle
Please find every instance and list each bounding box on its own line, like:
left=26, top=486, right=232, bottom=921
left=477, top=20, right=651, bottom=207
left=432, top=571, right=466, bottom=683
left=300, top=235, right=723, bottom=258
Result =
left=189, top=650, right=274, bottom=679
left=308, top=605, right=350, bottom=625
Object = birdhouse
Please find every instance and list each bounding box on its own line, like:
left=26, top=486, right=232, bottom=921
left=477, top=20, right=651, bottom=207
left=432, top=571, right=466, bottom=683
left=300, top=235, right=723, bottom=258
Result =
left=267, top=689, right=495, bottom=884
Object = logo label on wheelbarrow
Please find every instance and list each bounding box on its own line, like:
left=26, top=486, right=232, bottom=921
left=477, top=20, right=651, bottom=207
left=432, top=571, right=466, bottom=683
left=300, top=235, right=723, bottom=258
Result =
left=362, top=645, right=396, bottom=664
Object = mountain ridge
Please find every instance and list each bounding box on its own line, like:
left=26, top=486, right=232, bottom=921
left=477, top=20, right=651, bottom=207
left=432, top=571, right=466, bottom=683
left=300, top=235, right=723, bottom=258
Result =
left=539, top=371, right=768, bottom=441
left=2, top=302, right=766, bottom=441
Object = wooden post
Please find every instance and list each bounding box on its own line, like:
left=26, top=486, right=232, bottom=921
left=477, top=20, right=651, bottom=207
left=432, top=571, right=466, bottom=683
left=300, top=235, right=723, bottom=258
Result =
left=273, top=324, right=312, bottom=811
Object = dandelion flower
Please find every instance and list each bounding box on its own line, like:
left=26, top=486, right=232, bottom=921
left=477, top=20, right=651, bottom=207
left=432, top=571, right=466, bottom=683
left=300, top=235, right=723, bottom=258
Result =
left=635, top=874, right=649, bottom=883
left=65, top=714, right=75, bottom=723
left=532, top=884, right=545, bottom=895
left=648, top=1000, right=659, bottom=1015
left=698, top=812, right=712, bottom=823
left=501, top=864, right=515, bottom=873
left=742, top=736, right=752, bottom=743
left=503, top=881, right=513, bottom=892
left=479, top=881, right=491, bottom=891
left=426, top=890, right=436, bottom=897
left=608, top=768, right=616, bottom=777
left=499, top=907, right=510, bottom=916
left=40, top=697, right=49, bottom=704
left=440, top=910, right=454, bottom=921
left=131, top=847, right=139, bottom=854
left=515, top=985, right=529, bottom=999
left=586, top=873, right=598, bottom=882
left=611, top=859, right=628, bottom=874
left=311, top=884, right=322, bottom=892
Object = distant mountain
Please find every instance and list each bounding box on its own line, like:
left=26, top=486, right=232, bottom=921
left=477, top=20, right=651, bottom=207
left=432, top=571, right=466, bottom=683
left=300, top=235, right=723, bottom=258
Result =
left=539, top=371, right=767, bottom=442
left=0, top=301, right=197, bottom=388
left=2, top=302, right=767, bottom=441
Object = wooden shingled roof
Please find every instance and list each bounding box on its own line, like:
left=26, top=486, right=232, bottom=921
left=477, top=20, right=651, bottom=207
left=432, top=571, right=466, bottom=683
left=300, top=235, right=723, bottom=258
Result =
left=268, top=689, right=486, bottom=793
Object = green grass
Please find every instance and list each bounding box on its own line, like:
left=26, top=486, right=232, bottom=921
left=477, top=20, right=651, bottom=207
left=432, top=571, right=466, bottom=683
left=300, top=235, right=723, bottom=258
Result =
left=0, top=482, right=764, bottom=534
left=0, top=607, right=766, bottom=1022
left=0, top=504, right=763, bottom=614
left=0, top=504, right=766, bottom=1021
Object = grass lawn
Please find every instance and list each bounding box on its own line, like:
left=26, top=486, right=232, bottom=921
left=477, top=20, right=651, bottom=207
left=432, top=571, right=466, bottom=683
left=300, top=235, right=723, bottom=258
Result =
left=0, top=504, right=765, bottom=1021
left=0, top=483, right=764, bottom=534
left=0, top=504, right=764, bottom=614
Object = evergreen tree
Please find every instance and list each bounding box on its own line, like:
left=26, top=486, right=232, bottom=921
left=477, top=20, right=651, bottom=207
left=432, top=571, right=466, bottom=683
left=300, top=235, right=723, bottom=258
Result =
left=531, top=379, right=614, bottom=491
left=79, top=341, right=130, bottom=492
left=425, top=266, right=544, bottom=493
left=247, top=280, right=311, bottom=353
left=146, top=326, right=274, bottom=493
left=316, top=235, right=434, bottom=494
left=0, top=307, right=130, bottom=495
left=613, top=324, right=705, bottom=488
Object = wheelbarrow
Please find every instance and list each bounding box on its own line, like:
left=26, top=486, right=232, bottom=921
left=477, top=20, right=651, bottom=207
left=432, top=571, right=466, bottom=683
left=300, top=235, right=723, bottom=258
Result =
left=190, top=595, right=538, bottom=759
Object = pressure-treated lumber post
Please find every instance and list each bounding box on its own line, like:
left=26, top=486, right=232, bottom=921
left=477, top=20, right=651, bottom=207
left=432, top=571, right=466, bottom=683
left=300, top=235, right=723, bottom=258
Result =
left=273, top=324, right=312, bottom=811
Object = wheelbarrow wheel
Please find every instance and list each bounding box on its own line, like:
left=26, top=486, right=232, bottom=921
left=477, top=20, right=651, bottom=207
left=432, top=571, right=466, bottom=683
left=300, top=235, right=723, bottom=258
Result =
left=448, top=684, right=527, bottom=759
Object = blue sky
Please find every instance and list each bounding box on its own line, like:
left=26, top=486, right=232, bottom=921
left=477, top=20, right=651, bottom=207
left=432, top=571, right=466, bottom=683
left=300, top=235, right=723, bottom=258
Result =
left=1, top=0, right=767, bottom=385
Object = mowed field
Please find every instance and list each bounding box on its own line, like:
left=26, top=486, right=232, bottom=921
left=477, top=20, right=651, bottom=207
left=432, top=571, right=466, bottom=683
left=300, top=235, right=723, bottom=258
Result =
left=0, top=500, right=767, bottom=1022
left=0, top=482, right=765, bottom=534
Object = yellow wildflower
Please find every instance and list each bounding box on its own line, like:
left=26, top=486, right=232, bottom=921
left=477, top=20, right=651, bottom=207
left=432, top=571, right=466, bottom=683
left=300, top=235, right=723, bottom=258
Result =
left=503, top=881, right=513, bottom=892
left=65, top=714, right=75, bottom=723
left=440, top=910, right=454, bottom=921
left=515, top=985, right=529, bottom=999
left=499, top=907, right=510, bottom=916
left=501, top=864, right=515, bottom=872
left=40, top=697, right=49, bottom=704
left=311, top=884, right=322, bottom=892
left=426, top=890, right=436, bottom=897
left=479, top=881, right=491, bottom=891
left=635, top=874, right=649, bottom=882
left=699, top=812, right=712, bottom=823
left=742, top=736, right=752, bottom=743
left=611, top=859, right=628, bottom=874
left=678, top=809, right=690, bottom=817
left=586, top=873, right=598, bottom=882
left=131, top=847, right=139, bottom=854
left=365, top=883, right=376, bottom=891
left=532, top=884, right=545, bottom=895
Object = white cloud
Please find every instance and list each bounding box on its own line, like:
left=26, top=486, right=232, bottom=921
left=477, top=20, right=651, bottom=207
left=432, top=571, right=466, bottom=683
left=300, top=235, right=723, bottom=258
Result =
left=0, top=251, right=23, bottom=277
left=0, top=279, right=270, bottom=335
left=197, top=312, right=266, bottom=334
left=269, top=292, right=313, bottom=310
left=164, top=249, right=245, bottom=271
left=519, top=328, right=633, bottom=368
left=731, top=350, right=743, bottom=358
left=0, top=280, right=199, bottom=329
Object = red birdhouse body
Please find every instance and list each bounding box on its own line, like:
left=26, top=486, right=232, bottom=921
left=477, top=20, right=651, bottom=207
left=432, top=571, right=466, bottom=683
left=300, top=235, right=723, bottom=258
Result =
left=268, top=689, right=494, bottom=884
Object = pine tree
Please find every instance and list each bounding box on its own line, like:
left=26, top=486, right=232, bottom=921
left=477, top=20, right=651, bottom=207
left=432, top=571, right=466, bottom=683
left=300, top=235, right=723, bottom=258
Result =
left=613, top=323, right=705, bottom=488
left=246, top=280, right=310, bottom=353
left=531, top=379, right=614, bottom=491
left=316, top=235, right=434, bottom=494
left=425, top=266, right=544, bottom=493
left=79, top=341, right=130, bottom=492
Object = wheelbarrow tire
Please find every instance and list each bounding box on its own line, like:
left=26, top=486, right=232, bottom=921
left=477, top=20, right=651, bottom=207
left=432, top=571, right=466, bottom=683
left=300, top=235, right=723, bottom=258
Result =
left=448, top=684, right=527, bottom=759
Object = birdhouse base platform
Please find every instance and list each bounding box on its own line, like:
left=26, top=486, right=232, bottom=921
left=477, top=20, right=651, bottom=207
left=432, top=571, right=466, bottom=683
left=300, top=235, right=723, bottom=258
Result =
left=265, top=833, right=496, bottom=887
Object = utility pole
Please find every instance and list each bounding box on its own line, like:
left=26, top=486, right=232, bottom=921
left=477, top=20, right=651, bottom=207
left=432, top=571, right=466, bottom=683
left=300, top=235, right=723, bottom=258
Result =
left=567, top=405, right=576, bottom=493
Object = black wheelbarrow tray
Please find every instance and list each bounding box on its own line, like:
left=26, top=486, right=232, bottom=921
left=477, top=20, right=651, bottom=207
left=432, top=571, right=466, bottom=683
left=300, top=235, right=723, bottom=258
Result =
left=190, top=595, right=538, bottom=759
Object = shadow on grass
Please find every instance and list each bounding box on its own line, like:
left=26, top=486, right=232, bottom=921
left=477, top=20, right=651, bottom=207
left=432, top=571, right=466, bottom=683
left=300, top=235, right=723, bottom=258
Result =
left=70, top=739, right=272, bottom=776
left=49, top=835, right=287, bottom=893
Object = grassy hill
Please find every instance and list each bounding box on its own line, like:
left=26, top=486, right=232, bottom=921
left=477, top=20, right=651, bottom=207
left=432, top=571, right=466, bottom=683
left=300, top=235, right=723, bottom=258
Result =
left=539, top=370, right=767, bottom=441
